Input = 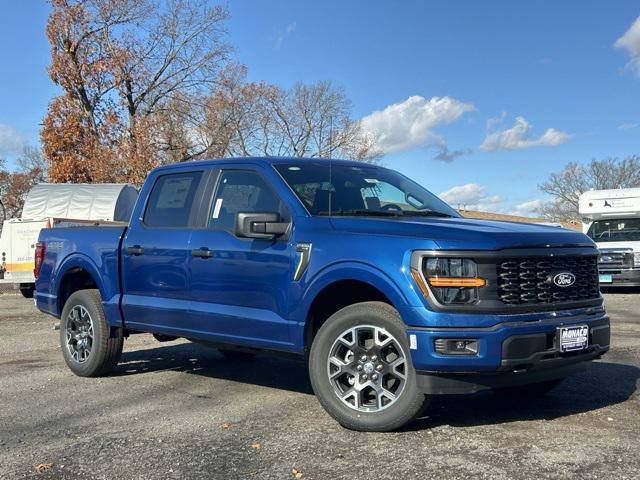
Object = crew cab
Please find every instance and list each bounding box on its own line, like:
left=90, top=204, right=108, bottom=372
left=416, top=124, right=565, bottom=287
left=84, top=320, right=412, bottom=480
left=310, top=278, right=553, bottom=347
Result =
left=35, top=157, right=610, bottom=431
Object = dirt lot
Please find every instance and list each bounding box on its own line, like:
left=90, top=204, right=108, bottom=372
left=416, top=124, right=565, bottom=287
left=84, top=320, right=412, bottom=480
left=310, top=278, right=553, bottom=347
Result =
left=1, top=292, right=638, bottom=480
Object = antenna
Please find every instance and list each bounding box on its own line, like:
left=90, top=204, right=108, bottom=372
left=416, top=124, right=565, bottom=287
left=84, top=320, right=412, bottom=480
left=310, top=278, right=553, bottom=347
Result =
left=328, top=156, right=332, bottom=217
left=328, top=117, right=333, bottom=217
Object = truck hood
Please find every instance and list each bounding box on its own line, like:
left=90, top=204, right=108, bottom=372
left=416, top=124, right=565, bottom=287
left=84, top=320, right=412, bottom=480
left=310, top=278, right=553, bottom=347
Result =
left=329, top=216, right=595, bottom=250
left=595, top=240, right=640, bottom=252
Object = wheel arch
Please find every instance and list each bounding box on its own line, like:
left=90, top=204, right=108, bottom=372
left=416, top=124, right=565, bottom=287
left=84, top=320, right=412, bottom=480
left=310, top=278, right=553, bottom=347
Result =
left=54, top=254, right=120, bottom=325
left=299, top=262, right=410, bottom=350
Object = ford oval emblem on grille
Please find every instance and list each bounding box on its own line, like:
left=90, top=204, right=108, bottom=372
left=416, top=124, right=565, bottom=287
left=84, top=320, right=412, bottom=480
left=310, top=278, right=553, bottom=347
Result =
left=553, top=272, right=576, bottom=288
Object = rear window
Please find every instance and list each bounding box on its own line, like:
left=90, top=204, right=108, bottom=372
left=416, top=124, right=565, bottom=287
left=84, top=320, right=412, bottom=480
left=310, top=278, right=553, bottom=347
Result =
left=143, top=171, right=202, bottom=227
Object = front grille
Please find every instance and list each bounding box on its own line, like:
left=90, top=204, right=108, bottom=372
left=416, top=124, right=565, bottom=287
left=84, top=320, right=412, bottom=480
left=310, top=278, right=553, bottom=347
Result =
left=598, top=249, right=633, bottom=270
left=497, top=256, right=599, bottom=305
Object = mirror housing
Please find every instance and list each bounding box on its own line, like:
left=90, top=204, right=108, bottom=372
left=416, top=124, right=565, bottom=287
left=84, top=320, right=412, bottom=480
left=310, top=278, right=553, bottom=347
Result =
left=235, top=212, right=289, bottom=239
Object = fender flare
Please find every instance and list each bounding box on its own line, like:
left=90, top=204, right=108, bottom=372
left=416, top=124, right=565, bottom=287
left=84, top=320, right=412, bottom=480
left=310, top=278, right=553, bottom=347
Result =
left=292, top=261, right=411, bottom=347
left=53, top=254, right=110, bottom=311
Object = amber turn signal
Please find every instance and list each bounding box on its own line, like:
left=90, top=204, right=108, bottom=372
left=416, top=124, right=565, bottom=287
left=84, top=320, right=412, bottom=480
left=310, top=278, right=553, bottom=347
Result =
left=427, top=277, right=486, bottom=288
left=410, top=268, right=430, bottom=297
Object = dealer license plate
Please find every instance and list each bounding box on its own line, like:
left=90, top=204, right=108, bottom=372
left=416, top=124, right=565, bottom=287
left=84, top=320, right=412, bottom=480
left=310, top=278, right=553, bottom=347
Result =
left=558, top=325, right=589, bottom=353
left=599, top=274, right=612, bottom=283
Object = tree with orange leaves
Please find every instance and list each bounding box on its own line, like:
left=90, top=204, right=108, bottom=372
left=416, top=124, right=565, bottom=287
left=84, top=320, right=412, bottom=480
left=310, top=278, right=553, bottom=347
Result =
left=42, top=0, right=229, bottom=184
left=41, top=0, right=379, bottom=186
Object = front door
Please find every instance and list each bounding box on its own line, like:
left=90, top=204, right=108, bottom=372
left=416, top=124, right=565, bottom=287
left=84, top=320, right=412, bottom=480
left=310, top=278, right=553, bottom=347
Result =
left=188, top=169, right=295, bottom=351
left=121, top=169, right=205, bottom=334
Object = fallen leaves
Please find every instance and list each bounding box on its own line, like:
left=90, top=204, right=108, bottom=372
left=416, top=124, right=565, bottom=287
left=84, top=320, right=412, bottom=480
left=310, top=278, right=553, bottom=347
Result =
left=35, top=463, right=54, bottom=473
left=221, top=422, right=234, bottom=430
left=250, top=443, right=262, bottom=450
left=292, top=468, right=303, bottom=478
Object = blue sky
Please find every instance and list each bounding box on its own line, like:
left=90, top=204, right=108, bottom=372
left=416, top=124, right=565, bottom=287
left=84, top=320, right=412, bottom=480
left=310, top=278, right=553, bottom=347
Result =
left=1, top=1, right=639, bottom=215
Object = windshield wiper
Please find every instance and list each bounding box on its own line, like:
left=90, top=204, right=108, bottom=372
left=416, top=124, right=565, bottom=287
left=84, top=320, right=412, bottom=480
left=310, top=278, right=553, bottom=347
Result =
left=319, top=209, right=404, bottom=217
left=401, top=210, right=455, bottom=218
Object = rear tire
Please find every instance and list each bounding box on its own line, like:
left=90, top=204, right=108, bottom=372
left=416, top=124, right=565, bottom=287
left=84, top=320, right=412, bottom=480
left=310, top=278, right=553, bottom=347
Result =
left=309, top=301, right=426, bottom=432
left=59, top=289, right=123, bottom=377
left=494, top=378, right=564, bottom=398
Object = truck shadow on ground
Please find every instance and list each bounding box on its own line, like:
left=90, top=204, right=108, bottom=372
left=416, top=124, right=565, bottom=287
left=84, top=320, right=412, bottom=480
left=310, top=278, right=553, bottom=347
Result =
left=412, top=360, right=639, bottom=430
left=115, top=342, right=639, bottom=429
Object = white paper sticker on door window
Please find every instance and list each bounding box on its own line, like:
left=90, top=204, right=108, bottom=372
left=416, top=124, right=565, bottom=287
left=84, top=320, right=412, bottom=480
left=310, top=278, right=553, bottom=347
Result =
left=212, top=198, right=223, bottom=219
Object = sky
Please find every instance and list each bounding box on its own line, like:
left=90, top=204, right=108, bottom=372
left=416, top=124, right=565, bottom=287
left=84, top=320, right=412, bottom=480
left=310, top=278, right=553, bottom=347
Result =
left=1, top=1, right=639, bottom=216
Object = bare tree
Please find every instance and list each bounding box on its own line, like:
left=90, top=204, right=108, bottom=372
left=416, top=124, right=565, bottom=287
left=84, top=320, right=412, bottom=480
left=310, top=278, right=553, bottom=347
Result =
left=16, top=146, right=48, bottom=182
left=539, top=156, right=640, bottom=221
left=0, top=153, right=45, bottom=220
left=43, top=0, right=378, bottom=185
left=198, top=70, right=381, bottom=162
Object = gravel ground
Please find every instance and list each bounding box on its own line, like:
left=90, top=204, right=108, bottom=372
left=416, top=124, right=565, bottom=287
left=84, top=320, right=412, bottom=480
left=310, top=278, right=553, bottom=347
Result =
left=0, top=292, right=638, bottom=480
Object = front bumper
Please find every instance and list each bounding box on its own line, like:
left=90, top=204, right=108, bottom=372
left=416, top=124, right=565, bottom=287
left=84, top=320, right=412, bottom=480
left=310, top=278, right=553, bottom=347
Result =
left=405, top=308, right=610, bottom=394
left=599, top=268, right=640, bottom=287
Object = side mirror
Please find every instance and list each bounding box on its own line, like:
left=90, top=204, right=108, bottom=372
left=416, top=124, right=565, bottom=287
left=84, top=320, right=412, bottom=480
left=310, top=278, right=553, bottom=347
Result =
left=235, top=212, right=289, bottom=239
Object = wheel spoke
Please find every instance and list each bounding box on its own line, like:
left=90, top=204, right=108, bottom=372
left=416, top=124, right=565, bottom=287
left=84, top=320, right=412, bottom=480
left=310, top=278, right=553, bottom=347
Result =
left=328, top=356, right=348, bottom=379
left=389, top=357, right=407, bottom=379
left=341, top=388, right=361, bottom=409
left=374, top=328, right=392, bottom=347
left=337, top=328, right=356, bottom=348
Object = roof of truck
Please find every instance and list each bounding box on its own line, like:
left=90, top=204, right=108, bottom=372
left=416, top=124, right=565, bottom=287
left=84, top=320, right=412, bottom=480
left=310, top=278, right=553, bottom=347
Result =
left=153, top=156, right=377, bottom=173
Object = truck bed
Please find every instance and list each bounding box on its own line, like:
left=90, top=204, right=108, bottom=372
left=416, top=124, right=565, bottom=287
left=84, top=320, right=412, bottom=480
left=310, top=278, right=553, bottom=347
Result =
left=35, top=224, right=128, bottom=323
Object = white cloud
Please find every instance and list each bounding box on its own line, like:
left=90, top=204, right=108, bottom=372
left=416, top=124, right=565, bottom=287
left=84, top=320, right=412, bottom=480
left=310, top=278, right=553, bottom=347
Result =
left=510, top=199, right=547, bottom=217
left=274, top=21, right=297, bottom=49
left=360, top=95, right=474, bottom=154
left=439, top=183, right=502, bottom=210
left=486, top=111, right=507, bottom=130
left=480, top=116, right=570, bottom=152
left=0, top=123, right=25, bottom=155
left=618, top=122, right=638, bottom=130
left=614, top=16, right=640, bottom=77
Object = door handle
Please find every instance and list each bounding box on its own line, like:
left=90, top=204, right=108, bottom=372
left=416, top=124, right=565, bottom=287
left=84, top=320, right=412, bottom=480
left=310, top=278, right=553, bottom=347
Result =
left=191, top=248, right=213, bottom=258
left=126, top=245, right=145, bottom=256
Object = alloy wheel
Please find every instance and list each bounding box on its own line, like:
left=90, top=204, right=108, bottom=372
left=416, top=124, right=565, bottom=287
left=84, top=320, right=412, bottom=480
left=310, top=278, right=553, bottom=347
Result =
left=65, top=305, right=94, bottom=363
left=327, top=325, right=407, bottom=412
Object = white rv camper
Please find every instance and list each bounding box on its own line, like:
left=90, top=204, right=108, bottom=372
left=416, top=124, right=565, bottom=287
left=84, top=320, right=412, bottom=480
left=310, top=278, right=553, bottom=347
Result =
left=579, top=187, right=640, bottom=286
left=0, top=183, right=137, bottom=296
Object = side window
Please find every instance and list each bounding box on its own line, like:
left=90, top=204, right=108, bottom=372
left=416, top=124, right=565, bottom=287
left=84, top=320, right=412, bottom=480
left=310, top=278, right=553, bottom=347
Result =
left=143, top=171, right=203, bottom=228
left=209, top=170, right=288, bottom=231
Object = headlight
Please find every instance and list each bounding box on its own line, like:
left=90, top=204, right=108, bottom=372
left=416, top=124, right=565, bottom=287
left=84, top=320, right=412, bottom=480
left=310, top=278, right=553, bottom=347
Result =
left=416, top=258, right=486, bottom=305
left=634, top=252, right=640, bottom=267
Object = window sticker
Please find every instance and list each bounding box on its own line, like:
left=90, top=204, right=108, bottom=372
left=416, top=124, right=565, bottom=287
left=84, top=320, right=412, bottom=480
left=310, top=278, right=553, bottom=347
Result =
left=156, top=178, right=193, bottom=209
left=212, top=198, right=223, bottom=219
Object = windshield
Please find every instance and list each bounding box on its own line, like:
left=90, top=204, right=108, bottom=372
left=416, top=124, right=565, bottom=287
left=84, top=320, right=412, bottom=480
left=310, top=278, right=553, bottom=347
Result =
left=274, top=162, right=459, bottom=218
left=587, top=218, right=640, bottom=242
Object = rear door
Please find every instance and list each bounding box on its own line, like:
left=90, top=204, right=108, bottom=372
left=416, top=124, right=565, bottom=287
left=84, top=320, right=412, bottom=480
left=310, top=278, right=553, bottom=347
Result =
left=121, top=169, right=206, bottom=334
left=187, top=167, right=295, bottom=351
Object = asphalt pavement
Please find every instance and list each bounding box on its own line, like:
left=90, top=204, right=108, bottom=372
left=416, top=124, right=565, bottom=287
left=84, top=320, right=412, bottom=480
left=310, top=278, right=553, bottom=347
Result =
left=1, top=291, right=638, bottom=479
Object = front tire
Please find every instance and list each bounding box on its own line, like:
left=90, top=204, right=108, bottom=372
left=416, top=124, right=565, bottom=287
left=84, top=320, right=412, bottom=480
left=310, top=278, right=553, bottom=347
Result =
left=309, top=302, right=426, bottom=432
left=60, top=289, right=123, bottom=377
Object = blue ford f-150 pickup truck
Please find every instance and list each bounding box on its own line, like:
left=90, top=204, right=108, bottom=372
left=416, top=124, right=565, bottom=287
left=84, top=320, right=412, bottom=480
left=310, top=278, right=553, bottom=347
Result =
left=34, top=157, right=610, bottom=431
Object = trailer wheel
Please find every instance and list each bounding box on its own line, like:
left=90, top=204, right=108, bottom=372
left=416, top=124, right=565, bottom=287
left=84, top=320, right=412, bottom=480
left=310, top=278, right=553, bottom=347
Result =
left=19, top=283, right=34, bottom=298
left=60, top=289, right=123, bottom=377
